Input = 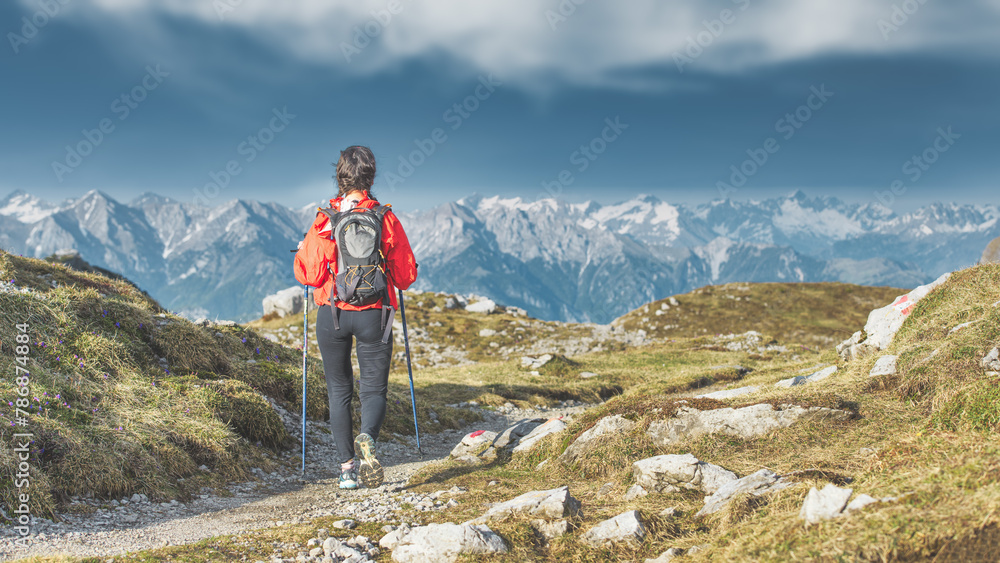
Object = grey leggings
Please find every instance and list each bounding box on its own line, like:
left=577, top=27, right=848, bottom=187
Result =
left=315, top=305, right=392, bottom=464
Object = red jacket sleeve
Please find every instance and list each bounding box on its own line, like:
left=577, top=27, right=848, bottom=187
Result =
left=382, top=210, right=418, bottom=292
left=294, top=213, right=336, bottom=288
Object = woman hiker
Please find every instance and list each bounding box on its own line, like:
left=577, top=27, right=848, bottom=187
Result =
left=294, top=145, right=418, bottom=489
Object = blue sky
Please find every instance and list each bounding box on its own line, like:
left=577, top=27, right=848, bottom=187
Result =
left=2, top=0, right=998, bottom=213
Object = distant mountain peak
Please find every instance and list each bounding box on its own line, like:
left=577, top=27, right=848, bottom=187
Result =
left=0, top=190, right=59, bottom=224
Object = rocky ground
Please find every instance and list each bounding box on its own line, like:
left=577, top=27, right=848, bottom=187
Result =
left=0, top=401, right=591, bottom=561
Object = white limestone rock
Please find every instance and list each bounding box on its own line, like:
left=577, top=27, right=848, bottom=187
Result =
left=696, top=469, right=793, bottom=516
left=389, top=523, right=506, bottom=562
left=465, top=299, right=497, bottom=314
left=512, top=417, right=566, bottom=453
left=870, top=355, right=898, bottom=377
left=580, top=510, right=646, bottom=548
left=559, top=414, right=636, bottom=464
left=262, top=286, right=303, bottom=318
left=647, top=404, right=851, bottom=447
left=838, top=272, right=951, bottom=360
left=799, top=484, right=853, bottom=524
left=982, top=347, right=1000, bottom=371
left=450, top=430, right=498, bottom=459
left=467, top=486, right=581, bottom=524
left=632, top=453, right=737, bottom=495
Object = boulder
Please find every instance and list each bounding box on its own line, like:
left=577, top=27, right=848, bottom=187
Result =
left=521, top=354, right=553, bottom=370
left=262, top=286, right=303, bottom=318
left=492, top=418, right=546, bottom=450
left=389, top=523, right=506, bottom=562
left=632, top=453, right=737, bottom=495
left=450, top=430, right=498, bottom=459
left=580, top=510, right=646, bottom=548
left=870, top=355, right=898, bottom=377
left=465, top=299, right=497, bottom=314
left=799, top=484, right=852, bottom=524
left=695, top=385, right=759, bottom=400
left=838, top=272, right=951, bottom=360
left=467, top=486, right=581, bottom=524
left=512, top=417, right=566, bottom=453
left=696, top=469, right=793, bottom=516
left=982, top=236, right=1000, bottom=264
left=559, top=415, right=636, bottom=465
left=647, top=404, right=851, bottom=448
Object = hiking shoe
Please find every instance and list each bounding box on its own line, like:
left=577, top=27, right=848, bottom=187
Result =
left=355, top=433, right=383, bottom=488
left=339, top=468, right=358, bottom=490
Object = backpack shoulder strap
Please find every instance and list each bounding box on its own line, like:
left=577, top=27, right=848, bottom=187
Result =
left=317, top=207, right=338, bottom=226
left=373, top=204, right=391, bottom=223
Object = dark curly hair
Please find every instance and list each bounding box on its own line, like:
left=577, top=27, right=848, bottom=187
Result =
left=334, top=146, right=377, bottom=198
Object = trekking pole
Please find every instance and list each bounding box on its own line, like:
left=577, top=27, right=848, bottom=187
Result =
left=301, top=286, right=309, bottom=474
left=397, top=289, right=422, bottom=456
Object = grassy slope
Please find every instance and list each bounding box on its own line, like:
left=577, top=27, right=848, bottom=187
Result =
left=249, top=282, right=904, bottom=370
left=0, top=251, right=447, bottom=520
left=615, top=282, right=906, bottom=348
left=14, top=259, right=997, bottom=562
left=397, top=265, right=1000, bottom=562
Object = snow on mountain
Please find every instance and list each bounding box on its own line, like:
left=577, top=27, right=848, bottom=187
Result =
left=0, top=190, right=59, bottom=223
left=0, top=189, right=996, bottom=323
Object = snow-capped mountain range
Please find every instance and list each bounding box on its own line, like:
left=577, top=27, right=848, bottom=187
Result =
left=1, top=189, right=996, bottom=323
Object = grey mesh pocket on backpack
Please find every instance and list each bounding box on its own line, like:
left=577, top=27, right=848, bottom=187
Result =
left=344, top=223, right=377, bottom=258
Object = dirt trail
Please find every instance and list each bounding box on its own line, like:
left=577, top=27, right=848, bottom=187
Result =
left=0, top=403, right=588, bottom=560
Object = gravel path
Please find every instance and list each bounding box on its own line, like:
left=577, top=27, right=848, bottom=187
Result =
left=0, top=402, right=590, bottom=560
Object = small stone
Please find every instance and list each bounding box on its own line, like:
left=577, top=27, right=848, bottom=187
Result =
left=632, top=453, right=737, bottom=495
left=659, top=507, right=680, bottom=518
left=645, top=547, right=685, bottom=563
left=624, top=484, right=648, bottom=501
left=531, top=518, right=571, bottom=540
left=581, top=510, right=646, bottom=548
left=467, top=486, right=581, bottom=524
left=316, top=528, right=329, bottom=541
left=983, top=347, right=1000, bottom=371
left=322, top=537, right=341, bottom=556
left=800, top=484, right=853, bottom=524
left=307, top=538, right=319, bottom=548
left=333, top=519, right=357, bottom=529
left=309, top=547, right=323, bottom=558
left=845, top=493, right=879, bottom=513
left=580, top=372, right=599, bottom=379
left=870, top=355, right=898, bottom=377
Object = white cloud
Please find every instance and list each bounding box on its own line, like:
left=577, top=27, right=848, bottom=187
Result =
left=34, top=0, right=1000, bottom=89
